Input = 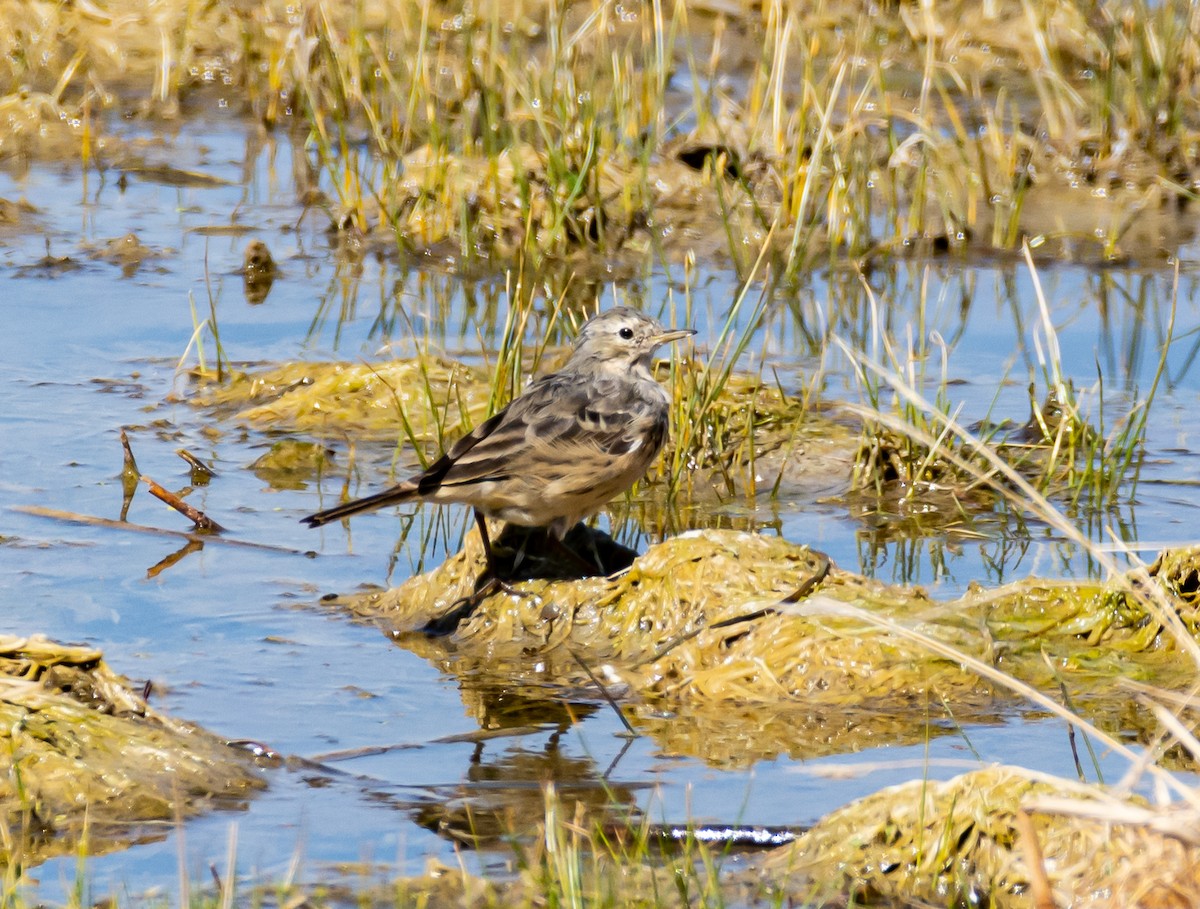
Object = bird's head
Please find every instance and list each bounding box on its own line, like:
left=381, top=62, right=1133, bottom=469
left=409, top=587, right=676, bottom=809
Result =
left=568, top=307, right=695, bottom=374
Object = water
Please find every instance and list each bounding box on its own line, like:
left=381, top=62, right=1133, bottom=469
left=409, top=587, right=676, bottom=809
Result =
left=2, top=113, right=1197, bottom=899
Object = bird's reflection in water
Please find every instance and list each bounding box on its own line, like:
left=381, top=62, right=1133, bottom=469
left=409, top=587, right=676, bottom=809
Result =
left=411, top=686, right=644, bottom=849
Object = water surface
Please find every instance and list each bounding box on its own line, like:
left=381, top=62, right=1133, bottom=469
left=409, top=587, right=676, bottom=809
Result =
left=2, top=113, right=1197, bottom=899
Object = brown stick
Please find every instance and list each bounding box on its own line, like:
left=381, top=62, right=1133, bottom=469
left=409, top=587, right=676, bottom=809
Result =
left=141, top=475, right=226, bottom=532
left=13, top=505, right=305, bottom=554
left=175, top=448, right=217, bottom=482
left=119, top=428, right=139, bottom=477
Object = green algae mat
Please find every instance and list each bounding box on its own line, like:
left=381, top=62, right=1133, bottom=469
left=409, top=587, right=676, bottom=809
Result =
left=0, top=636, right=266, bottom=865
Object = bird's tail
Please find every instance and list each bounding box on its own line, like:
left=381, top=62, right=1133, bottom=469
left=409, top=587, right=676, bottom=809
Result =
left=301, top=482, right=419, bottom=527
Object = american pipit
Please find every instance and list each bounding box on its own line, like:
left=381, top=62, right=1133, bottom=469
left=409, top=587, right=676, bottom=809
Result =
left=302, top=306, right=694, bottom=583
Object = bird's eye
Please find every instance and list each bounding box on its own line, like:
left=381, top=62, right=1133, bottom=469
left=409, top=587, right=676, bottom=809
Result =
left=619, top=327, right=635, bottom=340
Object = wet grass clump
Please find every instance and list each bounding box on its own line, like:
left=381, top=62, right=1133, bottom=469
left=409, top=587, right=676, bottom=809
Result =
left=4, top=2, right=1200, bottom=267
left=841, top=252, right=1172, bottom=545
left=0, top=636, right=266, bottom=868
left=281, top=0, right=1200, bottom=268
left=755, top=763, right=1200, bottom=908
left=848, top=379, right=1109, bottom=535
left=194, top=356, right=492, bottom=449
left=326, top=522, right=1200, bottom=769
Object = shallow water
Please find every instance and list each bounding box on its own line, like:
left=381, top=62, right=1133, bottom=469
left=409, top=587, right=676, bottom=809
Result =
left=2, top=113, right=1199, bottom=899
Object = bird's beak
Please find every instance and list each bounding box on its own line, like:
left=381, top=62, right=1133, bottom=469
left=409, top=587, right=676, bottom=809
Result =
left=656, top=328, right=697, bottom=345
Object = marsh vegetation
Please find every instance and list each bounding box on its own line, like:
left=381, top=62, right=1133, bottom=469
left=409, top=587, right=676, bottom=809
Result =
left=2, top=0, right=1200, bottom=906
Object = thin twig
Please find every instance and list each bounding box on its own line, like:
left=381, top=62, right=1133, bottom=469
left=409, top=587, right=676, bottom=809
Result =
left=142, top=475, right=226, bottom=531
left=1014, top=809, right=1058, bottom=909
left=13, top=505, right=305, bottom=554
left=569, top=648, right=636, bottom=737
left=176, top=448, right=217, bottom=480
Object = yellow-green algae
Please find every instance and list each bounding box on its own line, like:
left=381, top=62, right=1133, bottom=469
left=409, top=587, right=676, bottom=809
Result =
left=193, top=356, right=493, bottom=446
left=330, top=529, right=1200, bottom=770
left=250, top=439, right=337, bottom=490
left=752, top=765, right=1200, bottom=909
left=0, top=635, right=265, bottom=864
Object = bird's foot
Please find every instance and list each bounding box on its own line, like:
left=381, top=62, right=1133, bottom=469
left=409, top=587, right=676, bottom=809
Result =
left=420, top=573, right=530, bottom=636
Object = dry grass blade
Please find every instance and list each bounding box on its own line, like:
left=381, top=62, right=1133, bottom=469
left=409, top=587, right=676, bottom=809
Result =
left=777, top=597, right=1193, bottom=801
left=1013, top=808, right=1056, bottom=909
left=831, top=334, right=1200, bottom=670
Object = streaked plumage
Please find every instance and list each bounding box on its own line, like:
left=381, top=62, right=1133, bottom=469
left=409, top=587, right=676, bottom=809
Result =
left=301, top=307, right=694, bottom=568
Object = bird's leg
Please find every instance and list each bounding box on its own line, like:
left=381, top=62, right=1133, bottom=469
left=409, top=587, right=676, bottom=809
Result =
left=579, top=530, right=608, bottom=575
left=421, top=511, right=516, bottom=636
left=474, top=509, right=500, bottom=580
left=471, top=510, right=517, bottom=594
left=472, top=511, right=530, bottom=596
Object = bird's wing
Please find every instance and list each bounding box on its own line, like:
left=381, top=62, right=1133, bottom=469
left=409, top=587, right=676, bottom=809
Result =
left=415, top=373, right=663, bottom=492
left=414, top=405, right=512, bottom=494
left=528, top=376, right=664, bottom=457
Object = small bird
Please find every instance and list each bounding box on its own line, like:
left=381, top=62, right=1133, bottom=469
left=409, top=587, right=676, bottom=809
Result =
left=302, top=307, right=695, bottom=584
